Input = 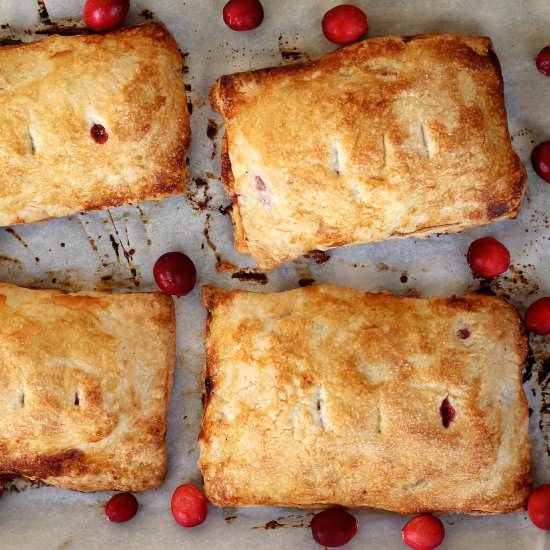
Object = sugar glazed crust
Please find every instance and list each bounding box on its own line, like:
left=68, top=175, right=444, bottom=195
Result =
left=199, top=285, right=531, bottom=513
left=0, top=283, right=176, bottom=492
left=210, top=34, right=527, bottom=269
left=0, top=22, right=190, bottom=226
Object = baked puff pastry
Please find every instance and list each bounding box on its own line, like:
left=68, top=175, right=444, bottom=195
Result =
left=210, top=34, right=526, bottom=269
left=199, top=285, right=531, bottom=513
left=0, top=22, right=189, bottom=226
left=0, top=283, right=175, bottom=492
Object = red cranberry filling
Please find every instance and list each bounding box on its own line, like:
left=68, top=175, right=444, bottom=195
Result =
left=90, top=123, right=108, bottom=144
left=255, top=175, right=266, bottom=191
left=457, top=328, right=470, bottom=339
left=440, top=397, right=456, bottom=428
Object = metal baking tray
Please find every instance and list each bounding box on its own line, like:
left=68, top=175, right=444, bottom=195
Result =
left=0, top=1, right=548, bottom=548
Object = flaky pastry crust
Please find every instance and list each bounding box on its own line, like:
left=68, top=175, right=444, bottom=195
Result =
left=0, top=283, right=176, bottom=492
left=211, top=34, right=526, bottom=269
left=199, top=285, right=531, bottom=513
left=0, top=22, right=190, bottom=226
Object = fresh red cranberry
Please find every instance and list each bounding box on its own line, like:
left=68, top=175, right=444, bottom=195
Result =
left=84, top=0, right=129, bottom=32
left=223, top=0, right=264, bottom=31
left=466, top=237, right=510, bottom=278
left=524, top=297, right=550, bottom=335
left=105, top=493, right=138, bottom=523
left=402, top=515, right=445, bottom=550
left=90, top=124, right=108, bottom=144
left=153, top=252, right=197, bottom=297
left=310, top=509, right=358, bottom=547
left=536, top=46, right=550, bottom=77
left=528, top=485, right=550, bottom=530
left=171, top=484, right=208, bottom=527
left=322, top=5, right=368, bottom=45
left=439, top=397, right=455, bottom=428
left=532, top=141, right=550, bottom=183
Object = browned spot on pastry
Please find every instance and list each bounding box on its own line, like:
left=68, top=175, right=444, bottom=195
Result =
left=6, top=449, right=85, bottom=480
left=457, top=328, right=470, bottom=339
left=231, top=271, right=268, bottom=284
left=487, top=201, right=509, bottom=219
left=440, top=397, right=456, bottom=428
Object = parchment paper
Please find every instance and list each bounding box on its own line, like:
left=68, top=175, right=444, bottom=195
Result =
left=0, top=1, right=549, bottom=548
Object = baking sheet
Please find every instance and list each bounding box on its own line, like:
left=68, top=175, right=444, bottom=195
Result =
left=0, top=0, right=549, bottom=548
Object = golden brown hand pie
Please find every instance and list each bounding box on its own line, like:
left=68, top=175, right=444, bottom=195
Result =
left=210, top=34, right=526, bottom=269
left=0, top=22, right=189, bottom=226
left=199, top=285, right=531, bottom=513
left=0, top=283, right=175, bottom=492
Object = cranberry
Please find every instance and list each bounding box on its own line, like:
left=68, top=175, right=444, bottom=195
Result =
left=528, top=485, right=550, bottom=530
left=402, top=515, right=445, bottom=550
left=524, top=297, right=550, bottom=335
left=171, top=484, right=208, bottom=527
left=466, top=237, right=510, bottom=278
left=104, top=493, right=138, bottom=523
left=532, top=141, right=550, bottom=183
left=310, top=509, right=358, bottom=547
left=84, top=0, right=129, bottom=32
left=322, top=5, right=368, bottom=45
left=223, top=0, right=264, bottom=31
left=439, top=397, right=455, bottom=428
left=153, top=252, right=197, bottom=297
left=91, top=124, right=108, bottom=144
left=536, top=46, right=550, bottom=77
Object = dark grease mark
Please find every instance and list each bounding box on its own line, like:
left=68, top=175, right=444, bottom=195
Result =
left=298, top=278, right=315, bottom=287
left=35, top=26, right=89, bottom=36
left=37, top=0, right=49, bottom=19
left=538, top=359, right=550, bottom=385
left=109, top=234, right=120, bottom=260
left=187, top=101, right=193, bottom=115
left=207, top=119, right=219, bottom=139
left=0, top=38, right=23, bottom=46
left=264, top=521, right=284, bottom=530
left=305, top=250, right=331, bottom=264
left=205, top=377, right=213, bottom=395
left=138, top=9, right=154, bottom=19
left=523, top=349, right=536, bottom=383
left=5, top=228, right=29, bottom=249
left=224, top=515, right=237, bottom=524
left=231, top=271, right=268, bottom=285
left=0, top=255, right=21, bottom=264
left=400, top=274, right=408, bottom=283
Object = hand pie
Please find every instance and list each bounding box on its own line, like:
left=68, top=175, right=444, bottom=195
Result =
left=0, top=283, right=175, bottom=492
left=0, top=22, right=189, bottom=226
left=210, top=34, right=526, bottom=269
left=199, top=285, right=531, bottom=513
